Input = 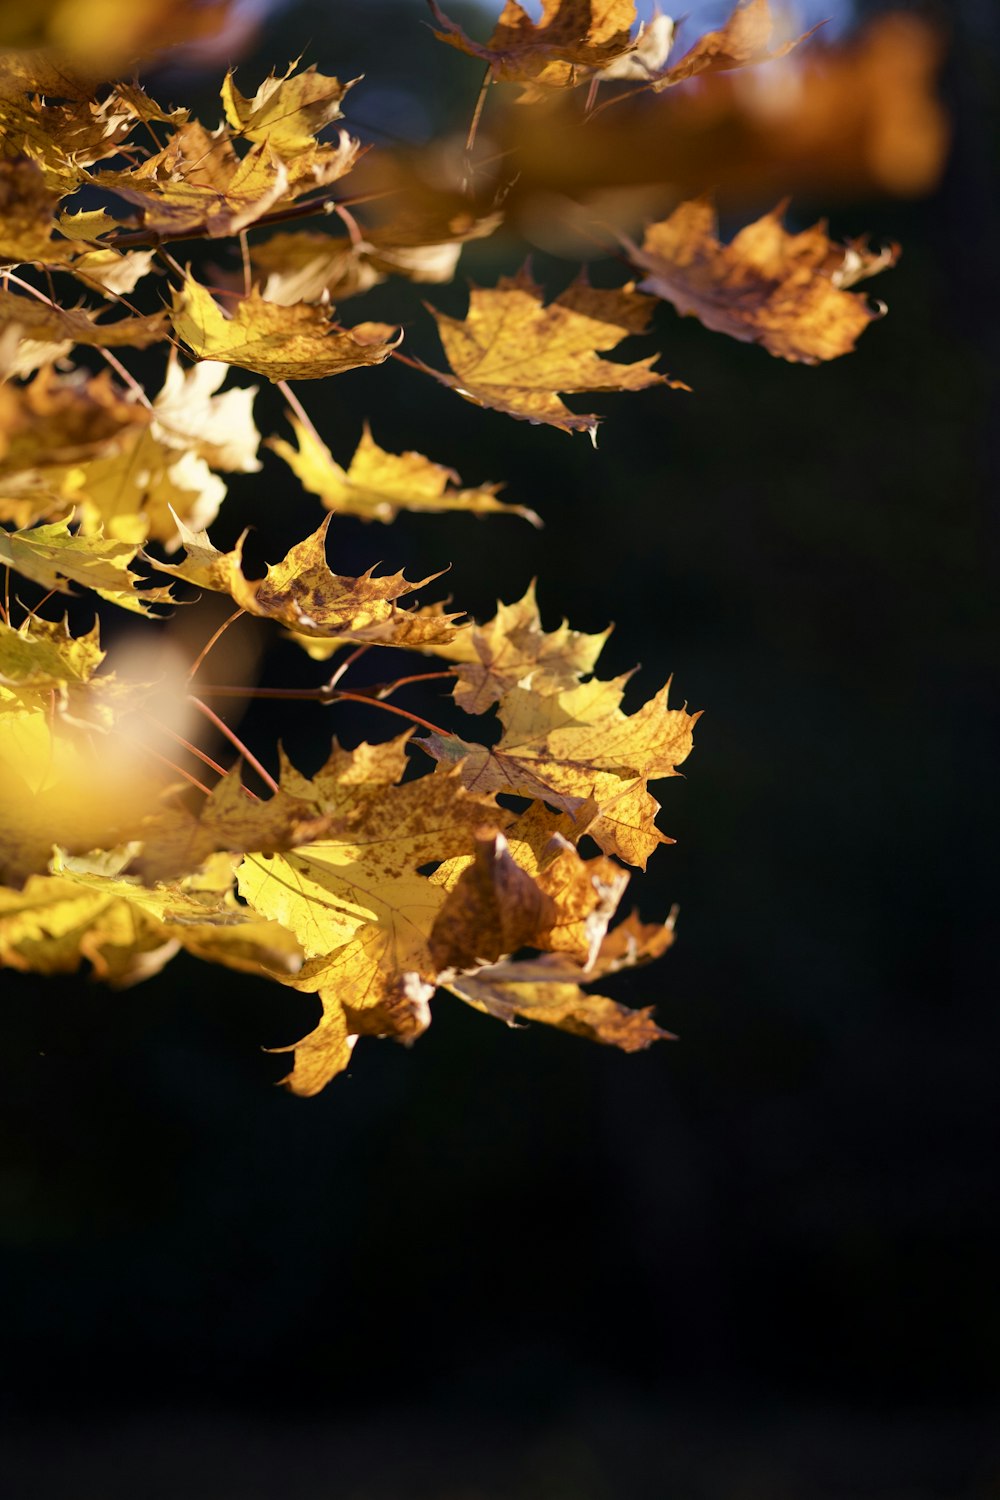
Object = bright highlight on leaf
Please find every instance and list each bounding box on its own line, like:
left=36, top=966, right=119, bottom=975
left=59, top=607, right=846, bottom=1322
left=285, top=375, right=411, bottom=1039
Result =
left=171, top=276, right=401, bottom=381
left=423, top=267, right=683, bottom=438
left=270, top=419, right=540, bottom=526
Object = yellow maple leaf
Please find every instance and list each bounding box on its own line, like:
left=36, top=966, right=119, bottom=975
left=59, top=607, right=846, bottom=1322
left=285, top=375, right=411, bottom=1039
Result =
left=270, top=417, right=539, bottom=526
left=0, top=519, right=173, bottom=613
left=423, top=267, right=681, bottom=437
left=132, top=765, right=335, bottom=884
left=0, top=289, right=167, bottom=379
left=170, top=275, right=400, bottom=381
left=0, top=614, right=104, bottom=694
left=0, top=93, right=136, bottom=195
left=97, top=121, right=289, bottom=240
left=429, top=820, right=628, bottom=973
left=422, top=673, right=699, bottom=868
left=237, top=743, right=509, bottom=1094
left=626, top=198, right=898, bottom=363
left=431, top=580, right=611, bottom=713
left=150, top=514, right=468, bottom=648
left=0, top=847, right=302, bottom=988
left=428, top=0, right=640, bottom=90
left=221, top=60, right=355, bottom=154
left=0, top=157, right=73, bottom=263
left=0, top=367, right=147, bottom=479
left=446, top=910, right=676, bottom=1049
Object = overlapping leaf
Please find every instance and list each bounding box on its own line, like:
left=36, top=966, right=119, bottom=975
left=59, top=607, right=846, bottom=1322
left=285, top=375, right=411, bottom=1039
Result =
left=236, top=741, right=510, bottom=1094
left=150, top=514, right=468, bottom=648
left=428, top=0, right=640, bottom=90
left=423, top=670, right=699, bottom=869
left=431, top=581, right=611, bottom=713
left=0, top=519, right=173, bottom=613
left=171, top=275, right=400, bottom=381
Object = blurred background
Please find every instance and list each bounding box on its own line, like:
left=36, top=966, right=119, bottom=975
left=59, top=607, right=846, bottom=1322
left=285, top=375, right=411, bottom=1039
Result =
left=1, top=1, right=996, bottom=1495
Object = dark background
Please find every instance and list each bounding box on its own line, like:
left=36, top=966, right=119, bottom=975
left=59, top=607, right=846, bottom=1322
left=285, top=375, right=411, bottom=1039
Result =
left=1, top=2, right=996, bottom=1494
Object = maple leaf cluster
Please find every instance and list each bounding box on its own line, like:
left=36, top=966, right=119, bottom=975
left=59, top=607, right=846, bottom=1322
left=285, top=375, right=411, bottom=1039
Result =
left=0, top=0, right=929, bottom=1092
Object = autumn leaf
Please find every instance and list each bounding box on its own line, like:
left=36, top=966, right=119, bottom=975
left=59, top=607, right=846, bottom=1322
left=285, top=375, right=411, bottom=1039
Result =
left=422, top=266, right=680, bottom=437
left=429, top=820, right=628, bottom=973
left=131, top=765, right=334, bottom=884
left=237, top=743, right=510, bottom=1094
left=626, top=198, right=898, bottom=363
left=0, top=289, right=168, bottom=378
left=431, top=580, right=611, bottom=713
left=428, top=0, right=640, bottom=90
left=170, top=275, right=400, bottom=381
left=97, top=122, right=289, bottom=240
left=0, top=368, right=148, bottom=477
left=0, top=847, right=302, bottom=988
left=150, top=514, right=468, bottom=648
left=270, top=418, right=539, bottom=525
left=446, top=909, right=677, bottom=1049
left=246, top=210, right=503, bottom=306
left=422, top=673, right=699, bottom=868
left=69, top=247, right=157, bottom=297
left=0, top=614, right=104, bottom=694
left=221, top=60, right=355, bottom=154
left=0, top=519, right=173, bottom=613
left=0, top=157, right=73, bottom=263
left=651, top=0, right=816, bottom=91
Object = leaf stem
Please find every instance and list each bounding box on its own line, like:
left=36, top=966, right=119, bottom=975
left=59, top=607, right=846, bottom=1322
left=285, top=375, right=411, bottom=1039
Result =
left=188, top=695, right=280, bottom=794
left=187, top=607, right=245, bottom=681
left=276, top=381, right=326, bottom=449
left=194, top=681, right=455, bottom=739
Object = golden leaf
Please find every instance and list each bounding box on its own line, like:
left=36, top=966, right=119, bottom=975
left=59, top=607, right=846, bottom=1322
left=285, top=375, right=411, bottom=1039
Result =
left=221, top=60, right=355, bottom=154
left=170, top=275, right=400, bottom=381
left=429, top=821, right=628, bottom=973
left=446, top=909, right=677, bottom=1049
left=151, top=514, right=467, bottom=648
left=0, top=368, right=147, bottom=476
left=132, top=766, right=334, bottom=884
left=627, top=198, right=898, bottom=363
left=0, top=519, right=173, bottom=613
left=0, top=156, right=73, bottom=263
left=0, top=290, right=167, bottom=379
left=0, top=614, right=103, bottom=692
left=98, top=122, right=289, bottom=239
left=237, top=747, right=509, bottom=1094
left=0, top=846, right=302, bottom=988
left=70, top=247, right=156, bottom=296
left=422, top=673, right=699, bottom=868
left=432, top=580, right=611, bottom=713
left=423, top=266, right=679, bottom=437
left=428, top=0, right=639, bottom=90
left=270, top=417, right=539, bottom=526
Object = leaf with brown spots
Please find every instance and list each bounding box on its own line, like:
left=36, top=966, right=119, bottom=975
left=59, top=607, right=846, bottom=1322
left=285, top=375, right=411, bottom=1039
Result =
left=422, top=266, right=680, bottom=438
left=626, top=198, right=898, bottom=362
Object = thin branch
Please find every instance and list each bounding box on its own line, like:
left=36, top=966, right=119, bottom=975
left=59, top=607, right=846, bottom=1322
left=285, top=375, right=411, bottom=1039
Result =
left=142, top=710, right=261, bottom=800
left=187, top=608, right=245, bottom=681
left=465, top=66, right=492, bottom=156
left=194, top=681, right=456, bottom=740
left=188, top=695, right=281, bottom=794
left=104, top=186, right=394, bottom=252
left=239, top=229, right=252, bottom=298
left=276, top=381, right=326, bottom=448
